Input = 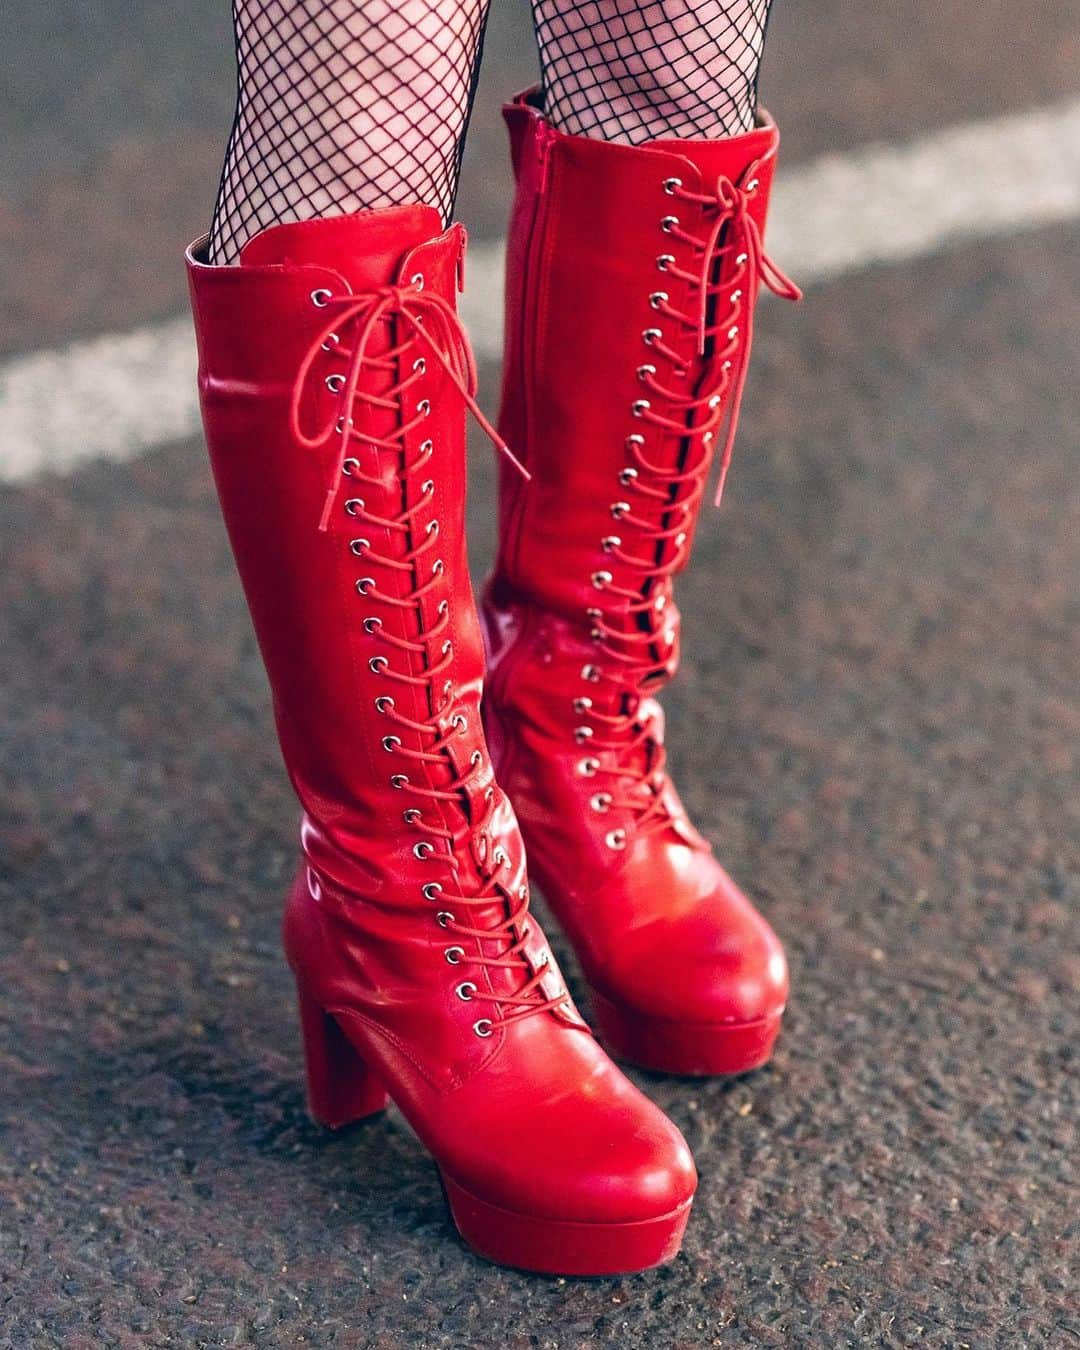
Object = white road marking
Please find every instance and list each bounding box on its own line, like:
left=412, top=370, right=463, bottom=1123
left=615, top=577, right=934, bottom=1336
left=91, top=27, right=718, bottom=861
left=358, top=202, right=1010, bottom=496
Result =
left=2, top=97, right=1078, bottom=485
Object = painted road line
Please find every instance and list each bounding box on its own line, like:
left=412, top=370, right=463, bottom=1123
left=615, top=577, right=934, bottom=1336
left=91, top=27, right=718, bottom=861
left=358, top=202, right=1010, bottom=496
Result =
left=2, top=96, right=1079, bottom=485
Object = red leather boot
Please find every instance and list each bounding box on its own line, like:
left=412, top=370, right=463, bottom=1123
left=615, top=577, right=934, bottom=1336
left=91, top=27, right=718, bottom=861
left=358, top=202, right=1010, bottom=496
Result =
left=186, top=206, right=695, bottom=1274
left=482, top=92, right=800, bottom=1077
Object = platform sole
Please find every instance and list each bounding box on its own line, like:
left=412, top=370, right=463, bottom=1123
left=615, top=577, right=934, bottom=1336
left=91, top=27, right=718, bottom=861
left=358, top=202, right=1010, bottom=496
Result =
left=591, top=989, right=783, bottom=1077
left=442, top=1172, right=693, bottom=1276
left=298, top=983, right=694, bottom=1274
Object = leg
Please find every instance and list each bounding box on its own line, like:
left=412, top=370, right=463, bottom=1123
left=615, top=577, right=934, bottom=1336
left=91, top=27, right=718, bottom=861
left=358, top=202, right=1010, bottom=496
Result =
left=209, top=0, right=492, bottom=262
left=183, top=0, right=698, bottom=1274
left=532, top=0, right=774, bottom=144
left=481, top=2, right=796, bottom=1076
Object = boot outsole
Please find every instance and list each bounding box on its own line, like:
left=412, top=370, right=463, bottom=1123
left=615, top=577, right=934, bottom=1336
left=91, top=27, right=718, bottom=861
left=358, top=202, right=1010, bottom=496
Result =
left=591, top=989, right=784, bottom=1078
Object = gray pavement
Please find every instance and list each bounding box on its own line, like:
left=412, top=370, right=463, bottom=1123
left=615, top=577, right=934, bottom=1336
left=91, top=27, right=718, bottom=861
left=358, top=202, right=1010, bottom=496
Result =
left=1, top=0, right=1078, bottom=1346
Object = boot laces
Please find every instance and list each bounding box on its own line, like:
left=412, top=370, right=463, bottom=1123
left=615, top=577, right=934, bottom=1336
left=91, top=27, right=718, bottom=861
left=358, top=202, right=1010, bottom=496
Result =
left=580, top=164, right=801, bottom=845
left=291, top=278, right=558, bottom=1034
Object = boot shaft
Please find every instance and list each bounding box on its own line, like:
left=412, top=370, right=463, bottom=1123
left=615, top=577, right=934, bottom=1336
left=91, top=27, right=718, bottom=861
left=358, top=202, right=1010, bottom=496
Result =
left=495, top=90, right=792, bottom=638
left=187, top=208, right=494, bottom=893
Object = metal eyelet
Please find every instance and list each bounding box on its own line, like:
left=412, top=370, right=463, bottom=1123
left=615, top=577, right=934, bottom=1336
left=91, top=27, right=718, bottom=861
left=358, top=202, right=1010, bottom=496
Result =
left=403, top=807, right=422, bottom=824
left=437, top=599, right=449, bottom=616
left=375, top=695, right=394, bottom=713
left=422, top=882, right=443, bottom=900
left=662, top=177, right=683, bottom=195
left=649, top=291, right=669, bottom=310
left=656, top=255, right=675, bottom=271
left=363, top=616, right=382, bottom=634
left=413, top=357, right=427, bottom=374
left=675, top=530, right=688, bottom=547
left=660, top=215, right=679, bottom=232
left=350, top=538, right=370, bottom=556
left=419, top=439, right=434, bottom=455
left=325, top=373, right=346, bottom=394
left=632, top=399, right=651, bottom=417
left=591, top=570, right=612, bottom=589
left=642, top=328, right=662, bottom=346
left=731, top=288, right=743, bottom=303
left=310, top=288, right=332, bottom=307
left=611, top=501, right=630, bottom=519
left=445, top=947, right=465, bottom=965
left=736, top=252, right=749, bottom=265
left=637, top=365, right=656, bottom=382
left=414, top=841, right=435, bottom=860
left=418, top=399, right=431, bottom=416
left=581, top=664, right=601, bottom=682
left=492, top=846, right=508, bottom=867
left=455, top=981, right=477, bottom=1001
left=382, top=735, right=401, bottom=752
left=745, top=178, right=760, bottom=194
left=427, top=520, right=440, bottom=537
left=601, top=536, right=621, bottom=554
left=411, top=273, right=425, bottom=290
left=574, top=726, right=594, bottom=744
left=341, top=457, right=360, bottom=476
left=436, top=910, right=455, bottom=928
left=578, top=757, right=600, bottom=777
left=451, top=713, right=467, bottom=732
left=432, top=559, right=445, bottom=576
left=573, top=697, right=593, bottom=713
left=473, top=1019, right=493, bottom=1038
left=390, top=773, right=408, bottom=788
left=605, top=828, right=628, bottom=850
left=709, top=394, right=723, bottom=410
left=370, top=655, right=389, bottom=674
left=619, top=468, right=639, bottom=489
left=355, top=577, right=376, bottom=595
left=590, top=792, right=613, bottom=813
left=470, top=750, right=483, bottom=768
left=320, top=332, right=340, bottom=352
left=727, top=325, right=740, bottom=341
left=422, top=480, right=435, bottom=495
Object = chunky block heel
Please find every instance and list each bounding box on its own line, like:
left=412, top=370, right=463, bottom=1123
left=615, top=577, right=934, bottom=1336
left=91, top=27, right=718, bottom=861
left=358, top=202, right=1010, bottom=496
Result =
left=296, top=987, right=389, bottom=1128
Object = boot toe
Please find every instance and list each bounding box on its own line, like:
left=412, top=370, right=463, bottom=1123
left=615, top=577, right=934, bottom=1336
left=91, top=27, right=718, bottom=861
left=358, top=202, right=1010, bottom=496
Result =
left=436, top=1026, right=696, bottom=1273
left=588, top=858, right=788, bottom=1075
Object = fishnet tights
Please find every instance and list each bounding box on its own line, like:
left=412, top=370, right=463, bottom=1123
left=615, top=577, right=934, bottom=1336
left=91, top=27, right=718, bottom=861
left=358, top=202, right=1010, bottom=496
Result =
left=209, top=0, right=490, bottom=263
left=208, top=0, right=775, bottom=263
left=534, top=0, right=773, bottom=144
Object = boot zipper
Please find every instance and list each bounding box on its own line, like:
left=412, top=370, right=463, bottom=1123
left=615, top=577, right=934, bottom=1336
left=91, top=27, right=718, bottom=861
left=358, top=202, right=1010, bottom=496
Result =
left=507, top=122, right=554, bottom=577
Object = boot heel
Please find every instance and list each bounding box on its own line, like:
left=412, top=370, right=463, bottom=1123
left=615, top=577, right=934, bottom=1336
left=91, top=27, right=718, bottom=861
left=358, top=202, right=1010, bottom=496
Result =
left=296, top=987, right=389, bottom=1128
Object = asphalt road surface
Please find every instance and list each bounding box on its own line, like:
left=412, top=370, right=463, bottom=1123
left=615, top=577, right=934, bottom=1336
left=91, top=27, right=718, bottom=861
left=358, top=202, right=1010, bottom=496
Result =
left=1, top=0, right=1078, bottom=1345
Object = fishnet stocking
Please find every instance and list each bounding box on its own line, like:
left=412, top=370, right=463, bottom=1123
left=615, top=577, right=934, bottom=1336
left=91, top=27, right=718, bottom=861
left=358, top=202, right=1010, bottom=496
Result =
left=533, top=0, right=773, bottom=144
left=209, top=0, right=490, bottom=264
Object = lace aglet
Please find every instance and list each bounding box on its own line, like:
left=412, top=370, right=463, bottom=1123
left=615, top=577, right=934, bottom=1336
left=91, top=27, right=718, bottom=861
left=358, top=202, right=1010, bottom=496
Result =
left=318, top=488, right=337, bottom=533
left=713, top=426, right=737, bottom=507
left=500, top=440, right=532, bottom=482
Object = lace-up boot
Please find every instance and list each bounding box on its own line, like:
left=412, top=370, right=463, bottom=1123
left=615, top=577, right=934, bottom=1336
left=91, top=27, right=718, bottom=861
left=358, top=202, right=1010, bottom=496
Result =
left=483, top=94, right=799, bottom=1076
left=186, top=206, right=696, bottom=1272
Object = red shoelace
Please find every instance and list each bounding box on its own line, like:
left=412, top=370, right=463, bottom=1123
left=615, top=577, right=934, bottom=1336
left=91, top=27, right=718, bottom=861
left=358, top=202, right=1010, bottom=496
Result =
left=290, top=281, right=558, bottom=1032
left=583, top=162, right=801, bottom=843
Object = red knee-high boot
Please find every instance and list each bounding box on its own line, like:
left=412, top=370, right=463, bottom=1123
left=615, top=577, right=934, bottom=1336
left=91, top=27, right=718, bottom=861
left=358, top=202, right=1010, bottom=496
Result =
left=186, top=206, right=695, bottom=1274
left=483, top=92, right=800, bottom=1076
